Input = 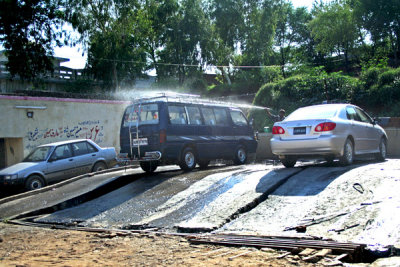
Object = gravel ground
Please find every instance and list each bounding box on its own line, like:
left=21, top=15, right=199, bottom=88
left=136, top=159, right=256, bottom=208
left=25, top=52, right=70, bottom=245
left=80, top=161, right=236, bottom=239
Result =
left=0, top=223, right=313, bottom=267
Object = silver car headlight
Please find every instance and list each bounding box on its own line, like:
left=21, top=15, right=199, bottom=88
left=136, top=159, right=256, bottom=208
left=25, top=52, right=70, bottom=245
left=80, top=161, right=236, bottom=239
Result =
left=4, top=174, right=18, bottom=180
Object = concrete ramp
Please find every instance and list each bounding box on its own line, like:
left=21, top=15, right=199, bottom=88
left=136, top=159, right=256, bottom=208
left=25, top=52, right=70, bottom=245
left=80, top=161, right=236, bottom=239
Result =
left=34, top=165, right=300, bottom=232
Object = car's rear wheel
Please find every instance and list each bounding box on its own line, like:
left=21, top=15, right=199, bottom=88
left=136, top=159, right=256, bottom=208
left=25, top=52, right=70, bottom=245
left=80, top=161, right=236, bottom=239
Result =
left=179, top=147, right=196, bottom=171
left=140, top=161, right=158, bottom=173
left=281, top=157, right=297, bottom=168
left=375, top=137, right=387, bottom=162
left=92, top=162, right=107, bottom=172
left=25, top=175, right=45, bottom=191
left=233, top=145, right=247, bottom=165
left=198, top=160, right=210, bottom=169
left=339, top=138, right=354, bottom=166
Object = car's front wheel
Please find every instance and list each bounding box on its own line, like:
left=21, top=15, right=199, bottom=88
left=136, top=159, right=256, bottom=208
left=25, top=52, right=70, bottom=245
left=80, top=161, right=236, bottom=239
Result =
left=339, top=138, right=354, bottom=166
left=25, top=175, right=45, bottom=191
left=140, top=161, right=158, bottom=173
left=281, top=157, right=297, bottom=168
left=375, top=137, right=387, bottom=162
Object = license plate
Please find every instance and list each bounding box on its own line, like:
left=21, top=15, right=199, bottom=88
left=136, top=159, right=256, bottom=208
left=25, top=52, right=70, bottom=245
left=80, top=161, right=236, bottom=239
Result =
left=132, top=138, right=148, bottom=146
left=293, top=127, right=306, bottom=135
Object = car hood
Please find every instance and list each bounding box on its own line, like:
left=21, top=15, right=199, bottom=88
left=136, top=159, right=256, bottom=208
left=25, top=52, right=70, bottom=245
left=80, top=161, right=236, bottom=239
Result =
left=0, top=162, right=42, bottom=175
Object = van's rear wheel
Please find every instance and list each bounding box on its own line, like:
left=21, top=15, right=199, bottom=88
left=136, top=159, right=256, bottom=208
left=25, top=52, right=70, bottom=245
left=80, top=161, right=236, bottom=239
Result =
left=233, top=145, right=247, bottom=165
left=140, top=161, right=158, bottom=173
left=179, top=147, right=196, bottom=171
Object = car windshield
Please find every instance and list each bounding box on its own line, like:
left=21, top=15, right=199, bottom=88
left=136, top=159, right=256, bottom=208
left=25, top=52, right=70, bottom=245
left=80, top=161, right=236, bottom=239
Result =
left=286, top=105, right=339, bottom=121
left=23, top=146, right=53, bottom=162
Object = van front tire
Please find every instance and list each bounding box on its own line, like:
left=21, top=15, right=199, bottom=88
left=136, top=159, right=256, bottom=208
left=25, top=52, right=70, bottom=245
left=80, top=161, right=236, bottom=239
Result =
left=179, top=147, right=196, bottom=171
left=233, top=145, right=247, bottom=165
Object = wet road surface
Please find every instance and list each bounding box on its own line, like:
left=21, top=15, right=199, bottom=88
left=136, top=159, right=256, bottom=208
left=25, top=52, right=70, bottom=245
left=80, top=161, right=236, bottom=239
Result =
left=3, top=159, right=400, bottom=249
left=35, top=164, right=299, bottom=232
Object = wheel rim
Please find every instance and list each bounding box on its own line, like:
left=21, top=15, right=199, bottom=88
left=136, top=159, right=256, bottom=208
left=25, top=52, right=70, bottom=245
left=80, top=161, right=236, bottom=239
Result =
left=237, top=148, right=246, bottom=163
left=97, top=166, right=105, bottom=171
left=345, top=141, right=353, bottom=163
left=185, top=152, right=195, bottom=168
left=31, top=179, right=42, bottom=189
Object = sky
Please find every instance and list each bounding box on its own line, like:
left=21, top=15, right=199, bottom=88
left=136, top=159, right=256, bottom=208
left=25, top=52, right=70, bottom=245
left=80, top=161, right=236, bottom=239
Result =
left=55, top=0, right=316, bottom=69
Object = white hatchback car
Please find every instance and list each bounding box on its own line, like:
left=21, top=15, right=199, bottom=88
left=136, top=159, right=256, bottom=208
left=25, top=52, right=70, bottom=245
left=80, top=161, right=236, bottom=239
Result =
left=0, top=139, right=117, bottom=190
left=270, top=104, right=387, bottom=167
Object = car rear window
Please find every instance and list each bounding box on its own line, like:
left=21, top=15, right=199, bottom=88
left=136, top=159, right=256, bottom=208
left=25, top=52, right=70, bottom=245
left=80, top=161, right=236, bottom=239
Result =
left=123, top=104, right=159, bottom=127
left=286, top=106, right=338, bottom=120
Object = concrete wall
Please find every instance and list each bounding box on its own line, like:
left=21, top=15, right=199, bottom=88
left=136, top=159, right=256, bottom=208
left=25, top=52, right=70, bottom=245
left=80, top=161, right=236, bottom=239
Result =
left=0, top=95, right=129, bottom=166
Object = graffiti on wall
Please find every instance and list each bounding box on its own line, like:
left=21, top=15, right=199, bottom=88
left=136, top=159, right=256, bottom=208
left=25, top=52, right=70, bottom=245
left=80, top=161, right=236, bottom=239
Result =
left=25, top=120, right=105, bottom=151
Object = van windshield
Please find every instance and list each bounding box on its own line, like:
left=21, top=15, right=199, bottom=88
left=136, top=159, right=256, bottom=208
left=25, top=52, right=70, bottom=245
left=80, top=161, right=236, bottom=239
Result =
left=123, top=103, right=159, bottom=127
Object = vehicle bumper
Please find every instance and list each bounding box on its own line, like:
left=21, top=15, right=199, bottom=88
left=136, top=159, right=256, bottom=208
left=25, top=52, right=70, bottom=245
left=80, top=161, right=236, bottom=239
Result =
left=0, top=177, right=25, bottom=187
left=270, top=134, right=345, bottom=157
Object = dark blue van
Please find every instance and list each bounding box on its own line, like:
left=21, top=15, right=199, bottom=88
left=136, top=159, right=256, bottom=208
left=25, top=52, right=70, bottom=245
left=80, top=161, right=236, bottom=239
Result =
left=119, top=95, right=257, bottom=172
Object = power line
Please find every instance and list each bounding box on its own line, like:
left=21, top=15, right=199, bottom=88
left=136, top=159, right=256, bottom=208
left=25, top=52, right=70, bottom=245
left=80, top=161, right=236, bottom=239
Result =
left=93, top=57, right=282, bottom=69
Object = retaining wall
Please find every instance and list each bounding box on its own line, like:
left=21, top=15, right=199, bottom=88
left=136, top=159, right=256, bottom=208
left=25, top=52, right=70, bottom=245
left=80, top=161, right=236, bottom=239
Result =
left=0, top=95, right=129, bottom=167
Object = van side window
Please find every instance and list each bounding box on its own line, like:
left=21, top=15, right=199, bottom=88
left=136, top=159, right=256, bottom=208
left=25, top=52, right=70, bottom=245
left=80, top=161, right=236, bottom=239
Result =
left=186, top=106, right=203, bottom=125
left=214, top=108, right=229, bottom=126
left=202, top=107, right=216, bottom=125
left=230, top=110, right=248, bottom=126
left=168, top=105, right=188, bottom=125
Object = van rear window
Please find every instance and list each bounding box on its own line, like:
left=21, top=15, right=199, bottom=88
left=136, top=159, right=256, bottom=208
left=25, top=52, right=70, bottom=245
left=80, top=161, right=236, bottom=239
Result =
left=123, top=104, right=159, bottom=127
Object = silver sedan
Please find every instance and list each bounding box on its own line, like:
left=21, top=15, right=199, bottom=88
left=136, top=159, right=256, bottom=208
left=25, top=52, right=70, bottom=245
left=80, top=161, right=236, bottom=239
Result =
left=0, top=139, right=117, bottom=190
left=270, top=104, right=387, bottom=167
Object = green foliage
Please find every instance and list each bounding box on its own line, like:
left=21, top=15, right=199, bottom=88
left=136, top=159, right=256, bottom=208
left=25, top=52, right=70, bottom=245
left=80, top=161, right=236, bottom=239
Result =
left=0, top=0, right=65, bottom=80
left=252, top=68, right=362, bottom=130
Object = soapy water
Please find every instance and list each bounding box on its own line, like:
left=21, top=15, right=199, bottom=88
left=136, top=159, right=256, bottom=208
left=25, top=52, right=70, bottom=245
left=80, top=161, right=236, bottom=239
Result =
left=113, top=89, right=269, bottom=110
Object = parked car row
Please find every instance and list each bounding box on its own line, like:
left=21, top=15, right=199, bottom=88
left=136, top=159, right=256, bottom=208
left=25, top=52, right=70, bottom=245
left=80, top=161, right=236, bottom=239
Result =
left=0, top=139, right=117, bottom=191
left=0, top=102, right=387, bottom=192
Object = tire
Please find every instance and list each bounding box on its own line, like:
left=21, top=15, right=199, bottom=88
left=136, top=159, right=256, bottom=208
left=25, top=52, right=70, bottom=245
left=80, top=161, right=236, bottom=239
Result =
left=325, top=156, right=335, bottom=166
left=339, top=138, right=354, bottom=166
left=233, top=145, right=247, bottom=165
left=281, top=157, right=297, bottom=168
left=375, top=137, right=387, bottom=162
left=198, top=160, right=210, bottom=169
left=140, top=161, right=158, bottom=173
left=179, top=147, right=197, bottom=171
left=92, top=162, right=107, bottom=172
left=25, top=175, right=45, bottom=191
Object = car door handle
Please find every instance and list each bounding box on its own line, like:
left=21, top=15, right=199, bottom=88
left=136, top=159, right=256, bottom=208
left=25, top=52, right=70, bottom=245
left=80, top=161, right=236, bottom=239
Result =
left=69, top=158, right=73, bottom=161
left=92, top=154, right=96, bottom=156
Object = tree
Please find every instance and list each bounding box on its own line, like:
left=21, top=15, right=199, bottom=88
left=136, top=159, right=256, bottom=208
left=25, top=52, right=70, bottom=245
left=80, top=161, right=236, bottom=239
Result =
left=157, top=0, right=212, bottom=84
left=0, top=0, right=65, bottom=80
left=352, top=0, right=400, bottom=66
left=66, top=0, right=147, bottom=90
left=309, top=1, right=359, bottom=72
